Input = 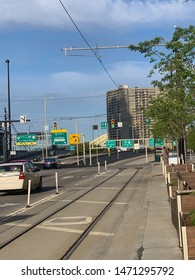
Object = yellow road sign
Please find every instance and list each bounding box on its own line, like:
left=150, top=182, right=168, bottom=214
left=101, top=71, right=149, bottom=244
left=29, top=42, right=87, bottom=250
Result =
left=69, top=133, right=80, bottom=144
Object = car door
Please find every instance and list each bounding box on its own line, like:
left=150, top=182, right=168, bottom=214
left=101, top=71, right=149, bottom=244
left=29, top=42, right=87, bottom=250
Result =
left=25, top=162, right=37, bottom=189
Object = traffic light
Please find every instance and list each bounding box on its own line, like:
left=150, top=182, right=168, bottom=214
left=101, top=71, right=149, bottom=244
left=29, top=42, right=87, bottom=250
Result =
left=111, top=118, right=115, bottom=128
left=54, top=121, right=57, bottom=129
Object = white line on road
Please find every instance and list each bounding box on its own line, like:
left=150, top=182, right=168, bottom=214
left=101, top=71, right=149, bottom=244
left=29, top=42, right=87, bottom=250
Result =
left=0, top=203, right=21, bottom=208
left=62, top=199, right=128, bottom=205
left=37, top=225, right=114, bottom=237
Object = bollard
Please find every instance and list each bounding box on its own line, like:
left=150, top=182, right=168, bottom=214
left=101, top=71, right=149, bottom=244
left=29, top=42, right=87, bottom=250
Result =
left=26, top=180, right=31, bottom=208
left=55, top=172, right=59, bottom=194
left=98, top=162, right=101, bottom=175
left=105, top=160, right=107, bottom=172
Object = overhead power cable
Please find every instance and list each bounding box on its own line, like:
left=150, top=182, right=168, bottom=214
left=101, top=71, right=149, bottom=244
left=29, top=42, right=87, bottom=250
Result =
left=58, top=0, right=119, bottom=88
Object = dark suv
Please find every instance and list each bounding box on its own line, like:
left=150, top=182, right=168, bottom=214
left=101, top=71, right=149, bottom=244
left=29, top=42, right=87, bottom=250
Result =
left=43, top=158, right=61, bottom=169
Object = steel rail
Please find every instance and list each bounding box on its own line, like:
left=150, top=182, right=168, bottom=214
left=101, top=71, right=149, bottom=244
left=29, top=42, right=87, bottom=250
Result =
left=61, top=167, right=141, bottom=260
left=0, top=168, right=124, bottom=250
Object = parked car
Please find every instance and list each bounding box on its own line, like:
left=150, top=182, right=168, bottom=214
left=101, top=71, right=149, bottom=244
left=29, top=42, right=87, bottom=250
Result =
left=43, top=158, right=61, bottom=169
left=0, top=161, right=42, bottom=192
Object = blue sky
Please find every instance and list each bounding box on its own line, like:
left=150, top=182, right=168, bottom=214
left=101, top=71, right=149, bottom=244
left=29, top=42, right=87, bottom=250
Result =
left=0, top=0, right=194, bottom=141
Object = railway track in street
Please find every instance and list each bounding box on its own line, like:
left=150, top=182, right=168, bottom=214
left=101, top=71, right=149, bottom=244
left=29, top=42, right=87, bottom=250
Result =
left=61, top=167, right=140, bottom=260
left=0, top=164, right=144, bottom=260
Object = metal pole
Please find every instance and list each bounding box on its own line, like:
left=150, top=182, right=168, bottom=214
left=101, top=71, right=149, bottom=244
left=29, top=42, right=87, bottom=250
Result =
left=76, top=119, right=79, bottom=166
left=55, top=172, right=59, bottom=194
left=4, top=107, right=8, bottom=162
left=41, top=125, right=44, bottom=160
left=5, top=60, right=11, bottom=155
left=105, top=160, right=107, bottom=172
left=145, top=138, right=148, bottom=163
left=98, top=162, right=100, bottom=175
left=44, top=97, right=48, bottom=158
left=89, top=141, right=92, bottom=166
left=26, top=180, right=31, bottom=207
left=82, top=133, right=86, bottom=165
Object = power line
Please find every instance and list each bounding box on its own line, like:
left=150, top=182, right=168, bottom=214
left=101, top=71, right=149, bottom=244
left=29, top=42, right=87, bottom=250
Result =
left=58, top=0, right=119, bottom=88
left=0, top=94, right=105, bottom=103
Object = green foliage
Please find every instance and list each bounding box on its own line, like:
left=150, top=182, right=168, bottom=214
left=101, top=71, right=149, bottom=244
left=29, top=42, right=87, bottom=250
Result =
left=187, top=128, right=195, bottom=151
left=129, top=25, right=195, bottom=143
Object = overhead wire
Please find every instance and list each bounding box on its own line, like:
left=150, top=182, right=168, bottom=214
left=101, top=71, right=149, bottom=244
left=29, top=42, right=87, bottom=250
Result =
left=0, top=94, right=105, bottom=103
left=114, top=0, right=191, bottom=31
left=149, top=0, right=192, bottom=25
left=58, top=0, right=119, bottom=88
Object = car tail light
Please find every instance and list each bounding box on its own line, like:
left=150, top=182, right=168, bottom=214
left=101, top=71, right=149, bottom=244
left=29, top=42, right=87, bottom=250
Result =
left=19, top=172, right=25, bottom=179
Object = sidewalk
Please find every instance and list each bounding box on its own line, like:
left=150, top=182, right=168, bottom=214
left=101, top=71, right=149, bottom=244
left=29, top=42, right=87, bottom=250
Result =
left=141, top=161, right=183, bottom=260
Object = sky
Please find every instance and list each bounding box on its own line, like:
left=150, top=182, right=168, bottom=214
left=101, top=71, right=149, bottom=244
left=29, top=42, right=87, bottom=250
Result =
left=0, top=0, right=194, bottom=141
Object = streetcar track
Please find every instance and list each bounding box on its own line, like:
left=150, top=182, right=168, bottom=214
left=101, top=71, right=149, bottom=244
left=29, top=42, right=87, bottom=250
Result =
left=61, top=167, right=141, bottom=260
left=0, top=168, right=125, bottom=251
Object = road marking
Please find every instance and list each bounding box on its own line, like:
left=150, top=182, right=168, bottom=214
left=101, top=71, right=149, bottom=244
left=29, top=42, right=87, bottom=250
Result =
left=0, top=203, right=21, bottom=208
left=98, top=187, right=121, bottom=189
left=61, top=176, right=74, bottom=179
left=4, top=221, right=114, bottom=237
left=37, top=225, right=114, bottom=237
left=42, top=216, right=92, bottom=226
left=5, top=222, right=31, bottom=227
left=78, top=200, right=128, bottom=205
left=62, top=199, right=128, bottom=205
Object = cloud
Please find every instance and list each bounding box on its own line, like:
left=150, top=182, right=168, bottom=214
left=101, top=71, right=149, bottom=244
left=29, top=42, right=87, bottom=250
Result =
left=0, top=0, right=193, bottom=30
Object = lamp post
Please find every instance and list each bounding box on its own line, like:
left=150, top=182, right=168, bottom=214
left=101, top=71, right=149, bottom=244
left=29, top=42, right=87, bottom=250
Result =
left=29, top=125, right=33, bottom=134
left=44, top=97, right=48, bottom=158
left=5, top=59, right=11, bottom=156
left=81, top=133, right=86, bottom=165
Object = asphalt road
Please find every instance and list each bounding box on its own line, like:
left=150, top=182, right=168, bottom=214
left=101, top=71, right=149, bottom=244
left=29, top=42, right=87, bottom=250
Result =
left=0, top=152, right=148, bottom=220
left=0, top=165, right=100, bottom=221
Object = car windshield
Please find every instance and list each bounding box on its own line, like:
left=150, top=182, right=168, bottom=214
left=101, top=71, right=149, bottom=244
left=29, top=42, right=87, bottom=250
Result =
left=0, top=165, right=22, bottom=172
left=44, top=158, right=55, bottom=162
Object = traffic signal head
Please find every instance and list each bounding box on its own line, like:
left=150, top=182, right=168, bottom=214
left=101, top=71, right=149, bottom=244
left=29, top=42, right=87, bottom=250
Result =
left=54, top=121, right=57, bottom=129
left=111, top=118, right=115, bottom=128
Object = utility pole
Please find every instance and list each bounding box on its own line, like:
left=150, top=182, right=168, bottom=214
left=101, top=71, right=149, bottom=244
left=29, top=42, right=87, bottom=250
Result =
left=5, top=59, right=12, bottom=154
left=4, top=107, right=8, bottom=162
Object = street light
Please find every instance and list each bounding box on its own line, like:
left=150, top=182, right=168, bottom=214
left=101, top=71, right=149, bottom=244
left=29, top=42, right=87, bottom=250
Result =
left=81, top=133, right=86, bottom=165
left=5, top=59, right=11, bottom=156
left=44, top=97, right=48, bottom=158
left=29, top=125, right=33, bottom=134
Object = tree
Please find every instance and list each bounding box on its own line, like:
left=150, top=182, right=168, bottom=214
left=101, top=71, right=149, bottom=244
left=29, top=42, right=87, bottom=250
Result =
left=129, top=25, right=195, bottom=163
left=187, top=127, right=195, bottom=152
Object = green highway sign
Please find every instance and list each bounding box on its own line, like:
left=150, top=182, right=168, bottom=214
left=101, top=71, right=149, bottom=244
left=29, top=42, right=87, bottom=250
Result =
left=155, top=138, right=164, bottom=147
left=101, top=122, right=108, bottom=129
left=148, top=138, right=164, bottom=147
left=52, top=131, right=67, bottom=145
left=148, top=138, right=154, bottom=147
left=69, top=145, right=75, bottom=151
left=146, top=118, right=151, bottom=125
left=122, top=139, right=134, bottom=148
left=16, top=134, right=37, bottom=146
left=106, top=140, right=116, bottom=148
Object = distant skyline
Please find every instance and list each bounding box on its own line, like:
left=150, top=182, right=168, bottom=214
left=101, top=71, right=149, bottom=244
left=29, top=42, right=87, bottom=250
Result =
left=0, top=0, right=194, bottom=140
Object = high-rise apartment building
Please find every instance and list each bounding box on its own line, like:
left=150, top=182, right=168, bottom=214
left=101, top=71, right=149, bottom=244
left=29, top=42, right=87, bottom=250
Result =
left=106, top=85, right=159, bottom=140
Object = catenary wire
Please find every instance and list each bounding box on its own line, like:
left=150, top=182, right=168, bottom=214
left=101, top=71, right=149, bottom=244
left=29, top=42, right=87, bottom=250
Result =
left=58, top=0, right=119, bottom=88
